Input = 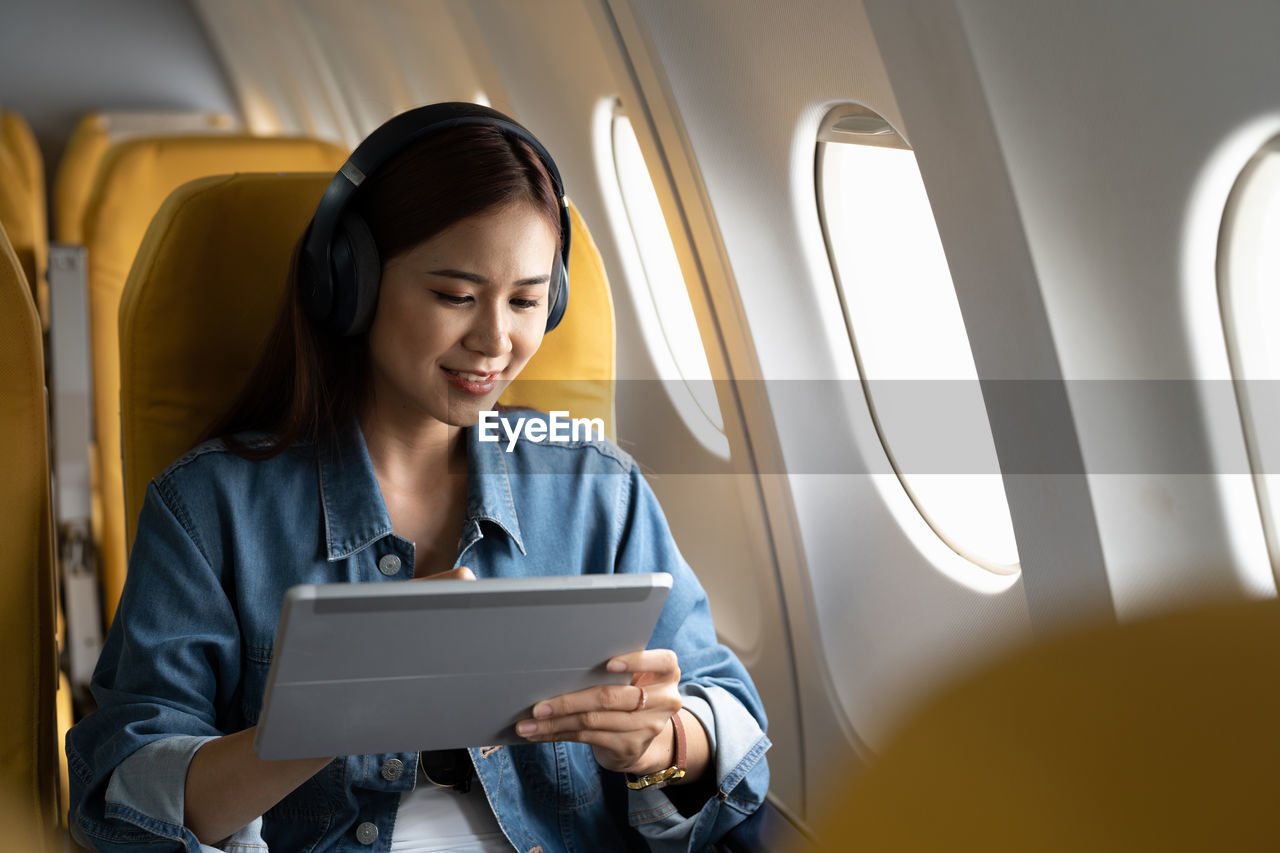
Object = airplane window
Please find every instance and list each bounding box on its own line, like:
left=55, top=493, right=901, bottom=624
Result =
left=1219, top=136, right=1280, bottom=562
left=816, top=104, right=1020, bottom=572
left=602, top=101, right=729, bottom=456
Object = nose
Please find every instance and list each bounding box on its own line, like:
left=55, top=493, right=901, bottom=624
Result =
left=463, top=299, right=513, bottom=357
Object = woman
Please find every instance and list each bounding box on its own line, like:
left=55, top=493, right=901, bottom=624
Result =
left=66, top=103, right=770, bottom=852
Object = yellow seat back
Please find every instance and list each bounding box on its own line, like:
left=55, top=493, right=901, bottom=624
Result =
left=120, top=172, right=616, bottom=555
left=0, top=110, right=48, bottom=325
left=52, top=110, right=236, bottom=244
left=86, top=136, right=348, bottom=627
left=814, top=598, right=1280, bottom=851
left=0, top=224, right=59, bottom=849
left=120, top=173, right=330, bottom=551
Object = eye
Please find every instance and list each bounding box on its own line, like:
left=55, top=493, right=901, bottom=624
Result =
left=432, top=291, right=472, bottom=305
left=511, top=298, right=541, bottom=310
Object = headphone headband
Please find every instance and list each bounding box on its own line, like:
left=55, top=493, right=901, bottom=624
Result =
left=301, top=102, right=571, bottom=336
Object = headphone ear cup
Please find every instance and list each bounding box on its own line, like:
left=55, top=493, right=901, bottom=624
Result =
left=300, top=229, right=334, bottom=327
left=329, top=211, right=382, bottom=336
left=545, top=251, right=569, bottom=332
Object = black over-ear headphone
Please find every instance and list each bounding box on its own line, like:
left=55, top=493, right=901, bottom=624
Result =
left=300, top=102, right=571, bottom=337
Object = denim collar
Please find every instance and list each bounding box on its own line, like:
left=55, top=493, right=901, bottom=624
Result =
left=317, top=420, right=526, bottom=561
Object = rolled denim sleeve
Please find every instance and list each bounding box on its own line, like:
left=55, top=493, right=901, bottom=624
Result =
left=614, top=465, right=771, bottom=852
left=66, top=480, right=252, bottom=851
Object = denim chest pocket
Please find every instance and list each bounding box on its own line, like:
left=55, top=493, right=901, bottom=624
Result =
left=241, top=643, right=273, bottom=725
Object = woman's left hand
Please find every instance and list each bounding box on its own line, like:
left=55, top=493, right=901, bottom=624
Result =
left=515, top=649, right=682, bottom=776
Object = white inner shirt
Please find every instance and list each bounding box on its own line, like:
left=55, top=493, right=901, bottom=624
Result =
left=388, top=761, right=511, bottom=853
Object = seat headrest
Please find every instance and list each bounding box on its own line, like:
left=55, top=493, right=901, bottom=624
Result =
left=53, top=110, right=237, bottom=243
left=0, top=110, right=47, bottom=325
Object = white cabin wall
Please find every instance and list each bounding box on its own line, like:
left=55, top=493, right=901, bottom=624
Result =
left=610, top=0, right=1035, bottom=814
left=951, top=0, right=1280, bottom=616
left=193, top=0, right=489, bottom=146
left=861, top=0, right=1118, bottom=636
left=0, top=0, right=238, bottom=187
left=867, top=0, right=1280, bottom=620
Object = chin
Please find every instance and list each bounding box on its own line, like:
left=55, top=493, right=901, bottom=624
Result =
left=443, top=397, right=501, bottom=428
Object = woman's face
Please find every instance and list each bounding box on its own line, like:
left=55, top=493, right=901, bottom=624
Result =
left=365, top=201, right=558, bottom=431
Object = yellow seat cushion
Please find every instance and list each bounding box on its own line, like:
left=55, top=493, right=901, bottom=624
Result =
left=0, top=224, right=59, bottom=848
left=814, top=598, right=1280, bottom=851
left=121, top=172, right=616, bottom=558
left=86, top=136, right=348, bottom=627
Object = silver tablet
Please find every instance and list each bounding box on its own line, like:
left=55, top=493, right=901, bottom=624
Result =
left=252, top=573, right=673, bottom=760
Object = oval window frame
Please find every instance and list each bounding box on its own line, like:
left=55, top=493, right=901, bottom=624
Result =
left=1218, top=134, right=1280, bottom=577
left=815, top=103, right=1020, bottom=575
left=598, top=98, right=730, bottom=458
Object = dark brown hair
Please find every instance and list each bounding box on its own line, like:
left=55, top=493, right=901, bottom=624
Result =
left=200, top=124, right=562, bottom=459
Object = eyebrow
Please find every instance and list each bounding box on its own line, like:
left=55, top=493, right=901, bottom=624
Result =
left=427, top=268, right=550, bottom=288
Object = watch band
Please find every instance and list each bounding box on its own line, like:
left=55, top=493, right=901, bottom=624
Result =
left=625, top=713, right=687, bottom=790
left=672, top=711, right=687, bottom=771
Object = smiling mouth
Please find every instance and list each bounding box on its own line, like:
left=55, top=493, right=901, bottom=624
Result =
left=442, top=368, right=499, bottom=382
left=441, top=367, right=501, bottom=397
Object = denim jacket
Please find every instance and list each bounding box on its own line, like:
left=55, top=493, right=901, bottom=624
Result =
left=66, top=412, right=770, bottom=852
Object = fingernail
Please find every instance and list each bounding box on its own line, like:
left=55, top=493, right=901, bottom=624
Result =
left=534, top=703, right=553, bottom=718
left=516, top=721, right=536, bottom=736
left=607, top=659, right=626, bottom=673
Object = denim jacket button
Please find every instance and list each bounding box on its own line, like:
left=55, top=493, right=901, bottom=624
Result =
left=380, top=757, right=404, bottom=781
left=377, top=554, right=402, bottom=576
left=356, top=821, right=379, bottom=844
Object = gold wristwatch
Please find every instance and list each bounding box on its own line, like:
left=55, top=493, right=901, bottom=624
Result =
left=625, top=713, right=687, bottom=790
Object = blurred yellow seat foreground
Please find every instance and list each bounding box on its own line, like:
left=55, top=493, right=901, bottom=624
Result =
left=814, top=598, right=1280, bottom=852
